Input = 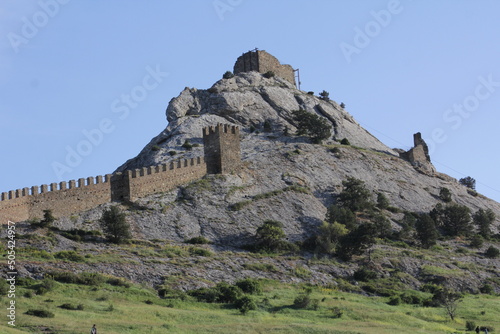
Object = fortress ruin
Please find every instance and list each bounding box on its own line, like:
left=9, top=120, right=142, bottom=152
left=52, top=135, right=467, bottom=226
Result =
left=0, top=124, right=240, bottom=223
left=234, top=49, right=296, bottom=87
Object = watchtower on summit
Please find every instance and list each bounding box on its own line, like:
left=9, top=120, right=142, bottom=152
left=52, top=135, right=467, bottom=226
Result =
left=233, top=49, right=296, bottom=87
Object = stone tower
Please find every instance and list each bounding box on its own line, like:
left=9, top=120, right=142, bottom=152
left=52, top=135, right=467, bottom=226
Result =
left=203, top=123, right=241, bottom=174
left=233, top=50, right=296, bottom=87
left=400, top=132, right=435, bottom=175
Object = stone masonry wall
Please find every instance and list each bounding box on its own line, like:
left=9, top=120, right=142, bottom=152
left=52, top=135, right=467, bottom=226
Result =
left=0, top=124, right=240, bottom=223
left=126, top=157, right=207, bottom=201
left=234, top=50, right=296, bottom=87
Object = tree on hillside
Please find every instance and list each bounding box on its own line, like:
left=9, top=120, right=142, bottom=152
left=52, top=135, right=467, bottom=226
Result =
left=439, top=187, right=452, bottom=203
left=326, top=204, right=357, bottom=230
left=319, top=90, right=330, bottom=101
left=39, top=209, right=55, bottom=228
left=255, top=220, right=297, bottom=252
left=432, top=287, right=463, bottom=321
left=337, top=177, right=372, bottom=212
left=376, top=192, right=390, bottom=210
left=473, top=208, right=495, bottom=239
left=459, top=176, right=476, bottom=190
left=292, top=109, right=332, bottom=144
left=415, top=213, right=438, bottom=248
left=338, top=222, right=376, bottom=260
left=315, top=221, right=348, bottom=255
left=101, top=206, right=131, bottom=244
left=430, top=203, right=472, bottom=237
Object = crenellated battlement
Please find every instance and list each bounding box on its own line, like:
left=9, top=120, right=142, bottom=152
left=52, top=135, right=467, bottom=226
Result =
left=203, top=123, right=240, bottom=137
left=0, top=124, right=240, bottom=223
left=0, top=175, right=112, bottom=202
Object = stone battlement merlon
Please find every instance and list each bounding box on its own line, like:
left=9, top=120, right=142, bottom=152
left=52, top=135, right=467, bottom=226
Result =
left=129, top=157, right=205, bottom=179
left=0, top=174, right=112, bottom=202
left=203, top=123, right=239, bottom=137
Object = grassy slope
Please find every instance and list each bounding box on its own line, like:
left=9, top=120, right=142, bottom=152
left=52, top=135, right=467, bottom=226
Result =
left=2, top=278, right=499, bottom=334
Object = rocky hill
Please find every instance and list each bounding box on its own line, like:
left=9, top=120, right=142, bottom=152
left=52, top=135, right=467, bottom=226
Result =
left=112, top=71, right=500, bottom=244
left=12, top=63, right=500, bottom=296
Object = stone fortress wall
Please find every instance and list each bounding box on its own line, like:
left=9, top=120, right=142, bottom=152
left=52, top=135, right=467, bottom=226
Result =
left=0, top=124, right=240, bottom=223
left=233, top=49, right=296, bottom=87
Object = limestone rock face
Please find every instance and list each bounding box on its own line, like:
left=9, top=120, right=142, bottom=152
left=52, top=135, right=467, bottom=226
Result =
left=117, top=72, right=397, bottom=172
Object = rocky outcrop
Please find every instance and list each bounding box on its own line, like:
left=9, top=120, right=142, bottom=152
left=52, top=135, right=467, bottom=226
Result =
left=116, top=72, right=398, bottom=172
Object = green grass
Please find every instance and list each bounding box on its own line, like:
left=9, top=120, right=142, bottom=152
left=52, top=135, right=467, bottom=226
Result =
left=2, top=278, right=498, bottom=334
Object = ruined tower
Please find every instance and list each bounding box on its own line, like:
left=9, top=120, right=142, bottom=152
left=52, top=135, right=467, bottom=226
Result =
left=233, top=49, right=296, bottom=87
left=400, top=132, right=435, bottom=175
left=203, top=123, right=241, bottom=174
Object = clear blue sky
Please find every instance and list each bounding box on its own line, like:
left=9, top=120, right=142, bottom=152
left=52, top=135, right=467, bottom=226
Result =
left=1, top=0, right=500, bottom=203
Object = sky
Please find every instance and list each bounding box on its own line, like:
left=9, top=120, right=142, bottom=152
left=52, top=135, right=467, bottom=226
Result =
left=1, top=0, right=500, bottom=203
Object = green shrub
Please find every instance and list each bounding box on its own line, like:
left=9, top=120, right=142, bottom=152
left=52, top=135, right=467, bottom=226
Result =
left=235, top=278, right=262, bottom=294
left=158, top=287, right=188, bottom=301
left=106, top=277, right=131, bottom=288
left=263, top=71, right=275, bottom=78
left=439, top=187, right=452, bottom=202
left=340, top=138, right=350, bottom=145
left=54, top=250, right=86, bottom=262
left=330, top=307, right=343, bottom=318
left=400, top=291, right=424, bottom=305
left=188, top=288, right=220, bottom=303
left=353, top=268, right=378, bottom=282
left=79, top=272, right=106, bottom=286
left=35, top=278, right=56, bottom=295
left=151, top=145, right=161, bottom=151
left=459, top=176, right=476, bottom=190
left=185, top=236, right=211, bottom=245
left=293, top=293, right=312, bottom=309
left=470, top=235, right=484, bottom=248
left=59, top=303, right=84, bottom=310
left=319, top=90, right=330, bottom=101
left=168, top=150, right=177, bottom=156
left=182, top=140, right=193, bottom=151
left=480, top=284, right=494, bottom=295
left=307, top=91, right=314, bottom=95
left=25, top=309, right=54, bottom=318
left=189, top=283, right=243, bottom=304
left=223, top=71, right=234, bottom=79
left=189, top=247, right=212, bottom=257
left=465, top=320, right=476, bottom=331
left=388, top=296, right=401, bottom=305
left=326, top=205, right=356, bottom=230
left=235, top=296, right=257, bottom=314
left=340, top=102, right=346, bottom=109
left=485, top=246, right=500, bottom=258
left=376, top=193, right=390, bottom=210
left=49, top=271, right=105, bottom=286
left=255, top=220, right=285, bottom=252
